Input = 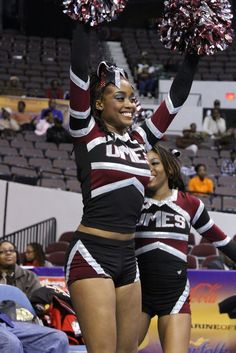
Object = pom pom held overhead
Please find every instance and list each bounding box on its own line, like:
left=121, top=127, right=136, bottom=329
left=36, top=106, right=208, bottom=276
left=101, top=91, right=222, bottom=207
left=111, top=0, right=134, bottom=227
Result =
left=158, top=0, right=234, bottom=55
left=63, top=0, right=127, bottom=26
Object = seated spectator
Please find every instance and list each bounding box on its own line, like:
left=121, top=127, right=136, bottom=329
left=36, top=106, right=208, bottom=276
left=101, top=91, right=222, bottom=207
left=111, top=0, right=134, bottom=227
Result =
left=188, top=163, right=214, bottom=195
left=135, top=52, right=157, bottom=98
left=0, top=240, right=41, bottom=299
left=2, top=76, right=26, bottom=97
left=217, top=128, right=236, bottom=151
left=221, top=149, right=236, bottom=176
left=213, top=99, right=226, bottom=120
left=0, top=310, right=69, bottom=353
left=35, top=115, right=53, bottom=136
left=175, top=123, right=203, bottom=155
left=202, top=108, right=226, bottom=138
left=45, top=79, right=64, bottom=100
left=46, top=118, right=71, bottom=144
left=22, top=243, right=53, bottom=268
left=40, top=99, right=64, bottom=123
left=12, top=101, right=35, bottom=131
left=0, top=107, right=20, bottom=133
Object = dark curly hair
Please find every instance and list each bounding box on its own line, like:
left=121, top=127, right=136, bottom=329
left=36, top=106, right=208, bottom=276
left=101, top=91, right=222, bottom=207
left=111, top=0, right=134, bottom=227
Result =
left=150, top=143, right=185, bottom=191
left=90, top=72, right=113, bottom=136
left=24, top=242, right=46, bottom=267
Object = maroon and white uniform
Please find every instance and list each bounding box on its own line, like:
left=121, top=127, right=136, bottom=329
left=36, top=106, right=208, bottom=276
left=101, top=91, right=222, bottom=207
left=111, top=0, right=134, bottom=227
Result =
left=136, top=190, right=235, bottom=317
left=65, top=24, right=199, bottom=287
left=69, top=74, right=180, bottom=233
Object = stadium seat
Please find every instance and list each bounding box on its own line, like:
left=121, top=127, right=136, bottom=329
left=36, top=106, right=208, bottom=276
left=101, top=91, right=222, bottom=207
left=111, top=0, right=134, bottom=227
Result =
left=46, top=251, right=66, bottom=266
left=201, top=255, right=222, bottom=269
left=187, top=255, right=199, bottom=269
left=59, top=232, right=74, bottom=243
left=40, top=178, right=66, bottom=190
left=45, top=241, right=69, bottom=254
left=190, top=244, right=218, bottom=257
left=0, top=284, right=36, bottom=315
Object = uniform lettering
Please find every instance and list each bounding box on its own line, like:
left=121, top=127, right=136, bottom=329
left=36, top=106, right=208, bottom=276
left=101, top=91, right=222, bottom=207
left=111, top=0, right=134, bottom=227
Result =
left=138, top=211, right=186, bottom=229
left=175, top=214, right=185, bottom=229
left=106, top=145, right=146, bottom=163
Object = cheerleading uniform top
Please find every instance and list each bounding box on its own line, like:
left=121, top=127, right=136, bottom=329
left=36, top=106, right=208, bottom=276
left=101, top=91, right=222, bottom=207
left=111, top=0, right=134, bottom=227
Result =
left=69, top=24, right=199, bottom=234
left=135, top=190, right=236, bottom=263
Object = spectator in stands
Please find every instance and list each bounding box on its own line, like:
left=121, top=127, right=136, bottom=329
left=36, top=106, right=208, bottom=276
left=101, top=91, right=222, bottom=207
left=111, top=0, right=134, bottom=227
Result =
left=22, top=243, right=53, bottom=267
left=34, top=114, right=53, bottom=136
left=188, top=163, right=214, bottom=195
left=0, top=107, right=20, bottom=133
left=45, top=79, right=64, bottom=100
left=40, top=99, right=64, bottom=123
left=175, top=123, right=203, bottom=155
left=217, top=127, right=236, bottom=151
left=135, top=51, right=157, bottom=98
left=46, top=118, right=71, bottom=144
left=12, top=100, right=35, bottom=131
left=0, top=310, right=69, bottom=353
left=0, top=240, right=41, bottom=299
left=213, top=99, right=226, bottom=120
left=2, top=76, right=25, bottom=97
left=221, top=149, right=236, bottom=176
left=202, top=108, right=226, bottom=138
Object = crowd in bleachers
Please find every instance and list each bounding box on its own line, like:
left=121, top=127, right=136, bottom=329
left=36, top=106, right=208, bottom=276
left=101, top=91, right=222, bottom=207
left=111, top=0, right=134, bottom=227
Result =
left=1, top=26, right=236, bottom=101
left=120, top=27, right=236, bottom=82
left=0, top=128, right=80, bottom=192
left=1, top=111, right=236, bottom=209
left=0, top=31, right=109, bottom=98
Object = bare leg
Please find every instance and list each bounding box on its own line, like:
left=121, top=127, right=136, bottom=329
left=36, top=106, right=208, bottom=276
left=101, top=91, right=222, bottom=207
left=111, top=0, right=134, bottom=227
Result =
left=116, top=281, right=142, bottom=353
left=69, top=278, right=117, bottom=353
left=138, top=312, right=151, bottom=345
left=158, top=313, right=191, bottom=353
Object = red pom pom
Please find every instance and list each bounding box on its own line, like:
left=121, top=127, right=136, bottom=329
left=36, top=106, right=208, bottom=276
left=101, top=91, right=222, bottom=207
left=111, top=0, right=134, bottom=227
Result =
left=158, top=0, right=234, bottom=55
left=63, top=0, right=127, bottom=26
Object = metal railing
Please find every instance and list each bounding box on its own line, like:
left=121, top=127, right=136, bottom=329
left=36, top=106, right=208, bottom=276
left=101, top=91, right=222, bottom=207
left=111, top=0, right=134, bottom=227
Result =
left=1, top=218, right=57, bottom=252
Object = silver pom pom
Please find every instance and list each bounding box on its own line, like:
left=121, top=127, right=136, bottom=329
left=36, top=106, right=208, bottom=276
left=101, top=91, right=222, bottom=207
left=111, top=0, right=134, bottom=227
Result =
left=63, top=0, right=127, bottom=26
left=159, top=0, right=234, bottom=55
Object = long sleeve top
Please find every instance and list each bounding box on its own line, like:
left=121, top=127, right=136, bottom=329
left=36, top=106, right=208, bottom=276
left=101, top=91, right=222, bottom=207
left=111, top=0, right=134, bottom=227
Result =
left=69, top=23, right=199, bottom=234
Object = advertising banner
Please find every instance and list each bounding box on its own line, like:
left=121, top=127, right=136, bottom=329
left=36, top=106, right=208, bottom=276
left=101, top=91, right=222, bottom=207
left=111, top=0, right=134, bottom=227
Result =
left=33, top=268, right=236, bottom=353
left=139, top=270, right=236, bottom=353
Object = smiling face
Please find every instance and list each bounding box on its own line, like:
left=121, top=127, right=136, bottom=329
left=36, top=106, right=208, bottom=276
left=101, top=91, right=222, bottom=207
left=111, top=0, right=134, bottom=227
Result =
left=0, top=241, right=17, bottom=269
left=146, top=150, right=169, bottom=193
left=96, top=79, right=136, bottom=134
left=25, top=245, right=35, bottom=262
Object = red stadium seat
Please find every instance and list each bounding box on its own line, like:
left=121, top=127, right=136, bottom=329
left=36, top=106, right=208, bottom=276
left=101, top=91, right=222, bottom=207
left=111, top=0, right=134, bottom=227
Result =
left=45, top=241, right=69, bottom=254
left=59, top=232, right=74, bottom=243
left=187, top=255, right=199, bottom=269
left=46, top=251, right=66, bottom=266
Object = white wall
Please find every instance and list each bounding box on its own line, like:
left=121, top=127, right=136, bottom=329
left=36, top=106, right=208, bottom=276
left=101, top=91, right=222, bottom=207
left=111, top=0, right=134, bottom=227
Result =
left=0, top=180, right=83, bottom=238
left=142, top=105, right=203, bottom=134
left=0, top=180, right=236, bottom=241
left=159, top=80, right=236, bottom=109
left=140, top=80, right=236, bottom=134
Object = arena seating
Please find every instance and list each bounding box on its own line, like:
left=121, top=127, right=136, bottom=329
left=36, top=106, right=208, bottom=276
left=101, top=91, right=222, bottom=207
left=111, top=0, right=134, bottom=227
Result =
left=0, top=130, right=82, bottom=192
left=1, top=129, right=236, bottom=211
left=120, top=27, right=236, bottom=81
left=0, top=31, right=111, bottom=97
left=187, top=254, right=199, bottom=269
left=1, top=26, right=236, bottom=100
